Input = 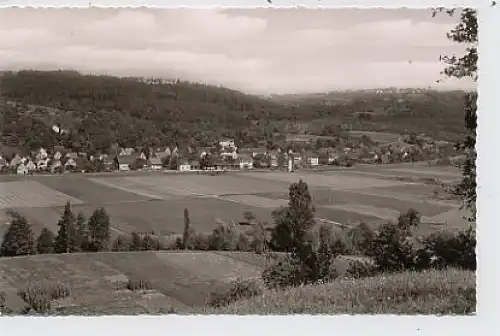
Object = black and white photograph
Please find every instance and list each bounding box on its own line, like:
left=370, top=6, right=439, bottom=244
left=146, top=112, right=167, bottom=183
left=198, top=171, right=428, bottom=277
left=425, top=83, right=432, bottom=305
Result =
left=0, top=6, right=476, bottom=316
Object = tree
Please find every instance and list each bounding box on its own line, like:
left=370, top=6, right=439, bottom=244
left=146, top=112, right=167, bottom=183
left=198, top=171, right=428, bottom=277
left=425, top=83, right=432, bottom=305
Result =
left=130, top=232, right=142, bottom=251
left=182, top=208, right=191, bottom=250
left=75, top=212, right=89, bottom=251
left=0, top=213, right=36, bottom=257
left=36, top=228, right=55, bottom=254
left=396, top=208, right=421, bottom=234
left=436, top=8, right=477, bottom=220
left=112, top=235, right=131, bottom=252
left=268, top=180, right=319, bottom=285
left=87, top=207, right=111, bottom=251
left=243, top=211, right=256, bottom=224
left=54, top=202, right=77, bottom=253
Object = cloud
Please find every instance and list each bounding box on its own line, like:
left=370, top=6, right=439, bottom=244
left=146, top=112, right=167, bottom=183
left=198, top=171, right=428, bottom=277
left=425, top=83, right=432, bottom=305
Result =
left=0, top=8, right=474, bottom=94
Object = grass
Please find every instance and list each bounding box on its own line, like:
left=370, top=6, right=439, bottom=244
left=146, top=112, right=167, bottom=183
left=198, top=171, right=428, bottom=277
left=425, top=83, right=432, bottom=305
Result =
left=0, top=251, right=267, bottom=314
left=206, top=268, right=475, bottom=315
left=1, top=165, right=469, bottom=240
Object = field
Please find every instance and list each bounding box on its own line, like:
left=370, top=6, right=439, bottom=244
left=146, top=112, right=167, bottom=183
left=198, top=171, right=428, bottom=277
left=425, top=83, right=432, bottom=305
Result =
left=207, top=268, right=475, bottom=315
left=0, top=251, right=268, bottom=314
left=0, top=163, right=470, bottom=241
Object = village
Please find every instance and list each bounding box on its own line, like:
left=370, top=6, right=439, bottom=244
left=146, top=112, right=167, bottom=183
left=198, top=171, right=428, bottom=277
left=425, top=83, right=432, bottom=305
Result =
left=0, top=130, right=463, bottom=175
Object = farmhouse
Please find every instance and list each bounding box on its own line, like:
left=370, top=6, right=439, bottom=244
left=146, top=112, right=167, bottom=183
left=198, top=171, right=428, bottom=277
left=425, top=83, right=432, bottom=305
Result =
left=26, top=161, right=36, bottom=173
left=119, top=147, right=135, bottom=156
left=304, top=152, right=319, bottom=167
left=64, top=158, right=77, bottom=170
left=178, top=160, right=191, bottom=171
left=238, top=154, right=254, bottom=170
left=219, top=138, right=235, bottom=150
left=53, top=151, right=62, bottom=161
left=36, top=147, right=48, bottom=161
left=50, top=160, right=63, bottom=174
left=148, top=156, right=163, bottom=170
left=66, top=152, right=78, bottom=160
left=17, top=163, right=28, bottom=175
left=10, top=153, right=22, bottom=168
left=37, top=158, right=50, bottom=171
left=115, top=155, right=136, bottom=171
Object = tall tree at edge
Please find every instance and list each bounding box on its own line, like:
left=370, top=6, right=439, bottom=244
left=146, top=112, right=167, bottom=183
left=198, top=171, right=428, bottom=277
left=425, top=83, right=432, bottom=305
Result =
left=436, top=8, right=477, bottom=220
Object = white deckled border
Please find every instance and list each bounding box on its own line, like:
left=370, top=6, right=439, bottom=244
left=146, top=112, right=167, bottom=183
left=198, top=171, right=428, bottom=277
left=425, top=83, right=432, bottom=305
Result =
left=0, top=1, right=496, bottom=336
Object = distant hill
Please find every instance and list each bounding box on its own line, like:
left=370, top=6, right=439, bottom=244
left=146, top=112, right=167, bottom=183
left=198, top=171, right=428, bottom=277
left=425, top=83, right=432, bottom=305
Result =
left=0, top=71, right=468, bottom=155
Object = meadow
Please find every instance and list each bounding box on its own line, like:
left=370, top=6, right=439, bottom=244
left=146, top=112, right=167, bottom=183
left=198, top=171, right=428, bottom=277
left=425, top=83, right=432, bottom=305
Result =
left=0, top=163, right=467, bottom=241
left=207, top=268, right=475, bottom=315
left=0, top=251, right=267, bottom=314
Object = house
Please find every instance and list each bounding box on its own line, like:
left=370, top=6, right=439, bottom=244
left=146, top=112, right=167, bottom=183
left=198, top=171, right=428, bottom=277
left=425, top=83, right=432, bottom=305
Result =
left=304, top=152, right=319, bottom=167
left=64, top=158, right=77, bottom=170
left=269, top=152, right=278, bottom=167
left=53, top=151, right=62, bottom=161
left=219, top=138, right=235, bottom=150
left=9, top=153, right=22, bottom=168
left=37, top=158, right=50, bottom=171
left=148, top=156, right=163, bottom=170
left=119, top=147, right=135, bottom=156
left=241, top=147, right=267, bottom=158
left=0, top=157, right=7, bottom=171
left=238, top=154, right=254, bottom=170
left=115, top=155, right=137, bottom=171
left=17, top=163, right=28, bottom=175
left=66, top=152, right=78, bottom=160
left=36, top=148, right=48, bottom=161
left=50, top=160, right=63, bottom=174
left=178, top=160, right=191, bottom=171
left=26, top=161, right=36, bottom=173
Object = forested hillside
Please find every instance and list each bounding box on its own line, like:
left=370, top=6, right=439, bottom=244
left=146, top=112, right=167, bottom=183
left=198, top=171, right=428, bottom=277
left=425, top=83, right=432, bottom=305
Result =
left=0, top=70, right=467, bottom=155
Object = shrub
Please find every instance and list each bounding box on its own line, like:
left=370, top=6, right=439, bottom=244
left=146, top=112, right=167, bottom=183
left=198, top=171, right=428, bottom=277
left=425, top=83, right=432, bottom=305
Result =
left=126, top=279, right=152, bottom=291
left=236, top=233, right=251, bottom=252
left=191, top=232, right=211, bottom=251
left=0, top=291, right=8, bottom=314
left=50, top=283, right=71, bottom=300
left=18, top=285, right=52, bottom=314
left=367, top=222, right=416, bottom=273
left=345, top=259, right=378, bottom=279
left=416, top=227, right=476, bottom=271
left=262, top=254, right=302, bottom=289
left=208, top=223, right=239, bottom=251
left=346, top=223, right=375, bottom=255
left=208, top=278, right=264, bottom=308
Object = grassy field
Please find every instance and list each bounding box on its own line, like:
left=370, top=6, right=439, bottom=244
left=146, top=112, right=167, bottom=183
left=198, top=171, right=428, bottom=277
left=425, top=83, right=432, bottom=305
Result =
left=207, top=268, right=476, bottom=315
left=0, top=251, right=268, bottom=314
left=0, top=164, right=469, bottom=239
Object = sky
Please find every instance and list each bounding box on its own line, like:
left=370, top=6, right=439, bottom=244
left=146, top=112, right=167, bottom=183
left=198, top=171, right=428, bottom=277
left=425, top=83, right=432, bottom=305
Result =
left=0, top=7, right=476, bottom=94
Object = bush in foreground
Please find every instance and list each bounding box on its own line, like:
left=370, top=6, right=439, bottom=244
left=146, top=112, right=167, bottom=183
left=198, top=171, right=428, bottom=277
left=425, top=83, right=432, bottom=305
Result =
left=126, top=279, right=152, bottom=291
left=206, top=268, right=475, bottom=315
left=208, top=278, right=264, bottom=308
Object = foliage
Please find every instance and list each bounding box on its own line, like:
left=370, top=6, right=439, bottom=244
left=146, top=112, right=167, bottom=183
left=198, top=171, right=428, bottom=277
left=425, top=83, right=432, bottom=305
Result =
left=249, top=222, right=268, bottom=254
left=208, top=278, right=264, bottom=308
left=87, top=207, right=111, bottom=251
left=366, top=222, right=416, bottom=273
left=182, top=208, right=191, bottom=250
left=36, top=228, right=55, bottom=254
left=112, top=234, right=131, bottom=252
left=54, top=201, right=78, bottom=253
left=416, top=227, right=476, bottom=271
left=126, top=279, right=152, bottom=291
left=261, top=253, right=302, bottom=289
left=0, top=212, right=36, bottom=257
left=208, top=222, right=239, bottom=251
left=396, top=208, right=421, bottom=234
left=437, top=8, right=477, bottom=220
left=345, top=260, right=378, bottom=279
left=210, top=268, right=475, bottom=315
left=75, top=212, right=90, bottom=251
left=345, top=222, right=375, bottom=255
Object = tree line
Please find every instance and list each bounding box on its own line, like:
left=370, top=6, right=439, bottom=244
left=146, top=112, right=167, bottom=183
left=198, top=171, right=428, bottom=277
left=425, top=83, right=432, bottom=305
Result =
left=0, top=202, right=110, bottom=257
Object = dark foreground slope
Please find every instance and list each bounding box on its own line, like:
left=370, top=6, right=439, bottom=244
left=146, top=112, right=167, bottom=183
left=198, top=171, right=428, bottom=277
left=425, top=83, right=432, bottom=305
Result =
left=0, top=251, right=267, bottom=315
left=207, top=268, right=475, bottom=315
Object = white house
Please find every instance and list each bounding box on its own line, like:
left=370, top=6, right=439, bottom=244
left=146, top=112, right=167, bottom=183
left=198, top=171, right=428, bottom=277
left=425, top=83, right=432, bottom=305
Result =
left=219, top=138, right=236, bottom=151
left=305, top=152, right=319, bottom=167
left=36, top=147, right=48, bottom=161
left=17, top=163, right=28, bottom=175
left=238, top=154, right=254, bottom=170
left=178, top=160, right=191, bottom=171
left=53, top=151, right=62, bottom=161
left=26, top=161, right=36, bottom=173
